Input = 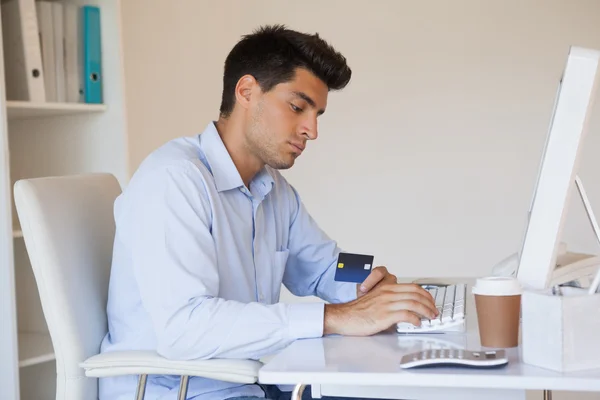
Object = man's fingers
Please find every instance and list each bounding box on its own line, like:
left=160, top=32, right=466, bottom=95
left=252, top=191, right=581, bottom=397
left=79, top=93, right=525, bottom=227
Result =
left=359, top=266, right=388, bottom=292
left=393, top=310, right=422, bottom=327
left=390, top=283, right=435, bottom=302
left=382, top=273, right=398, bottom=284
left=394, top=299, right=437, bottom=320
left=386, top=292, right=438, bottom=319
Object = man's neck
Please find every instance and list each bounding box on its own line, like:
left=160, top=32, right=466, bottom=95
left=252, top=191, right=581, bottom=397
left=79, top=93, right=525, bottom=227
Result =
left=215, top=117, right=263, bottom=188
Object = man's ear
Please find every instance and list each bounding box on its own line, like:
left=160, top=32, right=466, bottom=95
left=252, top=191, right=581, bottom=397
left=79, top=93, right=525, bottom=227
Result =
left=234, top=74, right=259, bottom=111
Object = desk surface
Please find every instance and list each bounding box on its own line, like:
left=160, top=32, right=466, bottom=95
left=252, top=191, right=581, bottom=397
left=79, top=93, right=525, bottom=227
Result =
left=259, top=331, right=600, bottom=392
left=259, top=278, right=600, bottom=392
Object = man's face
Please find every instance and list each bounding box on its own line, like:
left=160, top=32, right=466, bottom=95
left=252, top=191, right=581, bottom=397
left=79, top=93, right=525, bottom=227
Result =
left=245, top=68, right=328, bottom=170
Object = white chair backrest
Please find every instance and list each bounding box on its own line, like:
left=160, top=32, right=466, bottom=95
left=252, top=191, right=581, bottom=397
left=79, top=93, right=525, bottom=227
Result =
left=14, top=174, right=122, bottom=400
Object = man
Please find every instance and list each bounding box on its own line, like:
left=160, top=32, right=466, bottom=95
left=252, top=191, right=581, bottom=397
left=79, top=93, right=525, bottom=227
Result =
left=100, top=24, right=438, bottom=400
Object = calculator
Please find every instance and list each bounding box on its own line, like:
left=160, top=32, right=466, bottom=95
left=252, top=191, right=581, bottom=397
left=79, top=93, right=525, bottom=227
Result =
left=399, top=349, right=509, bottom=369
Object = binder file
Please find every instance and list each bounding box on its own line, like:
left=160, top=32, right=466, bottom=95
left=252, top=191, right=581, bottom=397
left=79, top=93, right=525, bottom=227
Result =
left=81, top=6, right=102, bottom=104
left=36, top=0, right=56, bottom=101
left=52, top=1, right=66, bottom=102
left=64, top=3, right=81, bottom=102
left=1, top=0, right=46, bottom=101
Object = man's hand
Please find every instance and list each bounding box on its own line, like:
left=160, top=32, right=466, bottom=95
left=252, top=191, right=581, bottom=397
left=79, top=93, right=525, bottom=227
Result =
left=327, top=279, right=438, bottom=337
left=357, top=266, right=397, bottom=298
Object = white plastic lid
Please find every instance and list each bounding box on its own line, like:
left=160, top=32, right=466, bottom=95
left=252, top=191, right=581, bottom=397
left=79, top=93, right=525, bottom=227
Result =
left=472, top=276, right=522, bottom=296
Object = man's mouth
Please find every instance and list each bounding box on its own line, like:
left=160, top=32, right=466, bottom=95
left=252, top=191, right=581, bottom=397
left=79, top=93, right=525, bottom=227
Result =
left=290, top=142, right=305, bottom=154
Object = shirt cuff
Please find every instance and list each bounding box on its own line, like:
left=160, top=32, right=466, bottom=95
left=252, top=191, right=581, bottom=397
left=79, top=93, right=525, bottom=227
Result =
left=287, top=302, right=325, bottom=339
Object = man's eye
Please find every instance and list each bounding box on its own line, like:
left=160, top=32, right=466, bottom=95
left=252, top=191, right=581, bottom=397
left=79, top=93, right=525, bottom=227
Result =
left=290, top=104, right=303, bottom=113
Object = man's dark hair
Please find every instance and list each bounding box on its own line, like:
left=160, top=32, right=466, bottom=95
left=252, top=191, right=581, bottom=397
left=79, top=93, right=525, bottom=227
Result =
left=219, top=24, right=352, bottom=118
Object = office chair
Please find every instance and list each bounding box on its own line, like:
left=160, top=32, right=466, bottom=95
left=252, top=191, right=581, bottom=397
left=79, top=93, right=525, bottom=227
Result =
left=13, top=173, right=262, bottom=400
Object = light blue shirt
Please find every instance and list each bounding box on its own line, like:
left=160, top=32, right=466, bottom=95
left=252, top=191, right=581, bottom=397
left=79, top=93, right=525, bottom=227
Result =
left=100, top=122, right=357, bottom=400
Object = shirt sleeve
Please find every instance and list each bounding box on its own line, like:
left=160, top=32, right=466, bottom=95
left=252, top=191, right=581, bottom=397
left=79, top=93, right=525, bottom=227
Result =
left=282, top=184, right=358, bottom=304
left=121, top=161, right=324, bottom=361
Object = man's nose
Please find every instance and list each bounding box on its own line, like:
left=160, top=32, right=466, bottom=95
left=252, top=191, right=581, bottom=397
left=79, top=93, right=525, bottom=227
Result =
left=301, top=116, right=318, bottom=140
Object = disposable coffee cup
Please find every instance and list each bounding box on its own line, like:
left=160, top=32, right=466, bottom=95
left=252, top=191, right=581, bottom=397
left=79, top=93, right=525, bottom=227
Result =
left=472, top=276, right=522, bottom=348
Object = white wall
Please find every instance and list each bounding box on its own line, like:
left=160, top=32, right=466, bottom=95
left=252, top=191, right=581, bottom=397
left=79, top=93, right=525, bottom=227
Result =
left=120, top=2, right=241, bottom=172
left=120, top=2, right=600, bottom=398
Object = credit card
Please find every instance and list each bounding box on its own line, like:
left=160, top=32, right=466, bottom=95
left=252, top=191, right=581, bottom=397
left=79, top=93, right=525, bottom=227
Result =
left=334, top=252, right=374, bottom=283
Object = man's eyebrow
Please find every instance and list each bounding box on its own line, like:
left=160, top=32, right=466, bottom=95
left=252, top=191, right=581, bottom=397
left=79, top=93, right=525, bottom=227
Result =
left=292, top=91, right=325, bottom=115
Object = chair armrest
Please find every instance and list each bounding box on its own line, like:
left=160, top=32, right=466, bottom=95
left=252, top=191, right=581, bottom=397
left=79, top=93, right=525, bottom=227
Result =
left=80, top=351, right=262, bottom=384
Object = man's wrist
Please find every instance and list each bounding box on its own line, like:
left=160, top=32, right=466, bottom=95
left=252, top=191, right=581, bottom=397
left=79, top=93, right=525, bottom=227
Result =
left=324, top=303, right=343, bottom=335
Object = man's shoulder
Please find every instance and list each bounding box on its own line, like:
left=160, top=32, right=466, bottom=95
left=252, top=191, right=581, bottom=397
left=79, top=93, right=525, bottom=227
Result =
left=113, top=136, right=215, bottom=241
left=139, top=135, right=204, bottom=168
left=126, top=135, right=214, bottom=194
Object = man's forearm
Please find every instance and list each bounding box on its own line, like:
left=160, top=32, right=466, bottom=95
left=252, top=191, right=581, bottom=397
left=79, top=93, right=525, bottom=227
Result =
left=155, top=297, right=325, bottom=360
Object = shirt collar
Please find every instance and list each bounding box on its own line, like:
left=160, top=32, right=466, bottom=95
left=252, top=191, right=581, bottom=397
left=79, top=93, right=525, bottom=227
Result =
left=199, top=122, right=274, bottom=195
left=251, top=166, right=275, bottom=199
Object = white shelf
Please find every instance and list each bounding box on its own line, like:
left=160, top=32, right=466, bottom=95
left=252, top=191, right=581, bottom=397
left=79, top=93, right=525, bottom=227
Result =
left=0, top=1, right=128, bottom=397
left=18, top=332, right=55, bottom=368
left=6, top=101, right=107, bottom=120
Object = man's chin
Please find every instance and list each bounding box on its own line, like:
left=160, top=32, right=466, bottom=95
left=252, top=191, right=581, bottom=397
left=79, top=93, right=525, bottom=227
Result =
left=268, top=157, right=295, bottom=170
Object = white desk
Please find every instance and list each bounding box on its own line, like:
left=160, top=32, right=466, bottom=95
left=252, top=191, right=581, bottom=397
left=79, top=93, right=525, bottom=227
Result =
left=259, top=278, right=600, bottom=400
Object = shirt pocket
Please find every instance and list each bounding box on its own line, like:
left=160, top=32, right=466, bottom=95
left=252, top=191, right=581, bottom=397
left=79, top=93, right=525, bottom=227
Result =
left=272, top=249, right=290, bottom=270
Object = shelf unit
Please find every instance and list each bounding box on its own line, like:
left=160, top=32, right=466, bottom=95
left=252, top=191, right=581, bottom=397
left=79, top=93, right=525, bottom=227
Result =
left=0, top=1, right=129, bottom=399
left=6, top=100, right=107, bottom=119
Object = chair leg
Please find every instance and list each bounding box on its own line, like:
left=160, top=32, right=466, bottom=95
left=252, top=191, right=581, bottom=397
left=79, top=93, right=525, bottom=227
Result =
left=177, top=375, right=190, bottom=400
left=135, top=374, right=148, bottom=400
left=292, top=383, right=306, bottom=400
